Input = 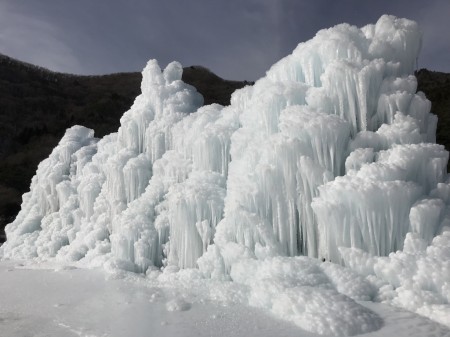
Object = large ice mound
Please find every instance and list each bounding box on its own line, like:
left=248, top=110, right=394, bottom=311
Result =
left=2, top=15, right=450, bottom=334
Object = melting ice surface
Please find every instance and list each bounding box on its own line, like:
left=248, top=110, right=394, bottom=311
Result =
left=2, top=15, right=450, bottom=335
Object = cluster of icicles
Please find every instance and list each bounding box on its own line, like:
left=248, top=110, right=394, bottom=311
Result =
left=2, top=15, right=449, bottom=277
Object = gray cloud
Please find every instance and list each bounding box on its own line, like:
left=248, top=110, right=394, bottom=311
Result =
left=0, top=0, right=448, bottom=80
left=0, top=2, right=82, bottom=73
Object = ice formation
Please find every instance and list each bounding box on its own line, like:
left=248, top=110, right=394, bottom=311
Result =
left=2, top=15, right=450, bottom=334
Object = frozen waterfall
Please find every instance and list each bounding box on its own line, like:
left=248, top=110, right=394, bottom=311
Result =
left=2, top=15, right=448, bottom=275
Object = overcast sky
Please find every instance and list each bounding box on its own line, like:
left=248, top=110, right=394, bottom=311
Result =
left=0, top=0, right=449, bottom=80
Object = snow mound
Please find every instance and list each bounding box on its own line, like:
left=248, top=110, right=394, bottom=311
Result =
left=230, top=256, right=382, bottom=336
left=340, top=228, right=450, bottom=327
left=165, top=298, right=192, bottom=312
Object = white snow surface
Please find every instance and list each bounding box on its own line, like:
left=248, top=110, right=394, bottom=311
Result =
left=1, top=15, right=450, bottom=335
left=1, top=260, right=449, bottom=337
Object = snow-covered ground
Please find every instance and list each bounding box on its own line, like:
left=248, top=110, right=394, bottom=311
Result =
left=0, top=260, right=301, bottom=337
left=1, top=259, right=449, bottom=337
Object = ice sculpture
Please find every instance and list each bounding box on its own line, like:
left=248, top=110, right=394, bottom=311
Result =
left=2, top=15, right=448, bottom=276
